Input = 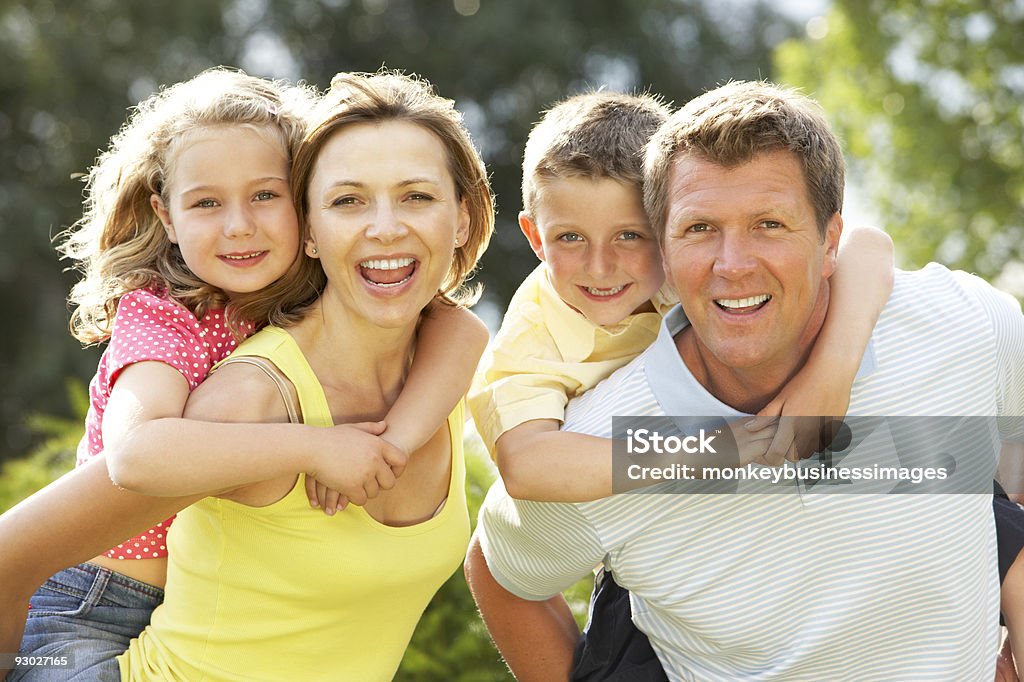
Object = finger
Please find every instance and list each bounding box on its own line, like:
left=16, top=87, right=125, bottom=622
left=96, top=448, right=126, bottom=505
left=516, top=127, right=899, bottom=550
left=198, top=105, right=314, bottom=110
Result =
left=364, top=478, right=380, bottom=500
left=763, top=421, right=796, bottom=467
left=348, top=489, right=368, bottom=507
left=316, top=481, right=329, bottom=513
left=744, top=415, right=778, bottom=432
left=336, top=495, right=349, bottom=511
left=376, top=466, right=397, bottom=491
left=324, top=489, right=341, bottom=516
left=349, top=420, right=387, bottom=435
left=305, top=476, right=319, bottom=508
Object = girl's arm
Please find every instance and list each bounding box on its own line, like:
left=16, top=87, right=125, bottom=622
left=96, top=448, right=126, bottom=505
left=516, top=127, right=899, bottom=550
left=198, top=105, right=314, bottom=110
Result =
left=0, top=457, right=201, bottom=663
left=307, top=302, right=489, bottom=513
left=752, top=224, right=894, bottom=462
left=383, top=302, right=489, bottom=454
left=104, top=362, right=406, bottom=504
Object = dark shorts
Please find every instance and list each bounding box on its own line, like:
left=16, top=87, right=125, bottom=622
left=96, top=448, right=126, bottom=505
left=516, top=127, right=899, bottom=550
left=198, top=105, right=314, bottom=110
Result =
left=570, top=569, right=667, bottom=682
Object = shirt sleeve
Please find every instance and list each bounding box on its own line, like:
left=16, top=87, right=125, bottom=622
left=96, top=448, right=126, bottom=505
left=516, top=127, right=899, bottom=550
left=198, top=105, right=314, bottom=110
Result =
left=103, top=289, right=213, bottom=394
left=469, top=302, right=583, bottom=458
left=476, top=480, right=607, bottom=601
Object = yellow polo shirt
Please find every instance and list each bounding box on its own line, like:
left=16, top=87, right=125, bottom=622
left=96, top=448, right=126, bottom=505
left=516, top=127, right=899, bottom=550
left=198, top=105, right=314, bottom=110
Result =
left=469, top=264, right=676, bottom=458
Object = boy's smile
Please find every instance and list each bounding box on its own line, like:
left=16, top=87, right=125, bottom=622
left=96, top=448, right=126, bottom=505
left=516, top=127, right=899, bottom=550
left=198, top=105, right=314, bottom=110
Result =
left=520, top=176, right=664, bottom=327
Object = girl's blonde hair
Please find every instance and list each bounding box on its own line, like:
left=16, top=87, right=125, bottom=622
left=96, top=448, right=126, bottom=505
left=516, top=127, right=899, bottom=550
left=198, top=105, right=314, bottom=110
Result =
left=232, top=69, right=495, bottom=329
left=60, top=67, right=313, bottom=345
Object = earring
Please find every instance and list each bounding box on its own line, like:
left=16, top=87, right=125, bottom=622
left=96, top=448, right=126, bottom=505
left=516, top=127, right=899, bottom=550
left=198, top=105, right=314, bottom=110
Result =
left=311, top=247, right=318, bottom=255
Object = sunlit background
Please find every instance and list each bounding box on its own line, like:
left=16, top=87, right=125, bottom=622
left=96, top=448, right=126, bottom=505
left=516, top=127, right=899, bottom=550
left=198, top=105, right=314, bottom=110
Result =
left=1, top=2, right=1021, bottom=675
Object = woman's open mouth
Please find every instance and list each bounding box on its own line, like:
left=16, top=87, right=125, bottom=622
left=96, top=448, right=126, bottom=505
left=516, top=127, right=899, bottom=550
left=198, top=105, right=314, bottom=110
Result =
left=358, top=257, right=417, bottom=288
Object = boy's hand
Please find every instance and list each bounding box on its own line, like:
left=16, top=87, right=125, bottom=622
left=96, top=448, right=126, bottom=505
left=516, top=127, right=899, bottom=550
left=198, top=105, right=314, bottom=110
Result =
left=727, top=418, right=779, bottom=467
left=304, top=421, right=408, bottom=515
left=750, top=369, right=851, bottom=465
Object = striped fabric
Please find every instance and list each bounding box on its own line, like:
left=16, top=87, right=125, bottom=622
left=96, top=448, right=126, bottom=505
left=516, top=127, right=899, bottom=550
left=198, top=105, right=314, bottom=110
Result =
left=477, top=263, right=1024, bottom=681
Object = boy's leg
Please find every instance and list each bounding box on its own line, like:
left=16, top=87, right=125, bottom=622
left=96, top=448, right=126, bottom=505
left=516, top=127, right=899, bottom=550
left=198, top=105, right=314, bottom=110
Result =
left=7, top=563, right=162, bottom=682
left=571, top=569, right=668, bottom=682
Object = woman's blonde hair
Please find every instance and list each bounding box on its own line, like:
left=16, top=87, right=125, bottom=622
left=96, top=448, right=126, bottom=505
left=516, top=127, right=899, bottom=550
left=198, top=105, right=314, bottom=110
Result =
left=60, top=67, right=314, bottom=345
left=233, top=69, right=495, bottom=329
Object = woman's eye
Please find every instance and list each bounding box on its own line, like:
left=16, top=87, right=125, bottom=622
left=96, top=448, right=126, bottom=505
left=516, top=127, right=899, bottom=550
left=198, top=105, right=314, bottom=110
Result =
left=409, top=193, right=434, bottom=202
left=558, top=233, right=583, bottom=243
left=331, top=196, right=357, bottom=207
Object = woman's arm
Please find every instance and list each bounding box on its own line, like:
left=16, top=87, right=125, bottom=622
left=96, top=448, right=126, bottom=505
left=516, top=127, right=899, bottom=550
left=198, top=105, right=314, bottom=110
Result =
left=0, top=457, right=202, bottom=663
left=754, top=224, right=894, bottom=462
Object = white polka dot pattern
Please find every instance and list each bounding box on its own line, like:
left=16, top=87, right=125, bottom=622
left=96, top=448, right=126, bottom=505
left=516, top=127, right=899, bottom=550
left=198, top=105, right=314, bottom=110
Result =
left=73, top=288, right=254, bottom=560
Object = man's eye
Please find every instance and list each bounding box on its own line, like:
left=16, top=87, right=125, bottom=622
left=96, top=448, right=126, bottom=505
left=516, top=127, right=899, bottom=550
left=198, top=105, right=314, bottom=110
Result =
left=761, top=220, right=783, bottom=229
left=687, top=223, right=710, bottom=233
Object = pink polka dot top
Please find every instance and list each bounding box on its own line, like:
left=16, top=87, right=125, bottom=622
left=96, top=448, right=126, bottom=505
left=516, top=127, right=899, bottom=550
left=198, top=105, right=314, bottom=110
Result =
left=78, top=288, right=254, bottom=560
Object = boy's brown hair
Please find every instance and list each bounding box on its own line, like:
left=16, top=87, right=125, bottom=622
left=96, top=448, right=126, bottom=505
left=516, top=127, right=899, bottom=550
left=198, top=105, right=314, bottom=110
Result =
left=521, top=91, right=670, bottom=216
left=644, top=80, right=844, bottom=241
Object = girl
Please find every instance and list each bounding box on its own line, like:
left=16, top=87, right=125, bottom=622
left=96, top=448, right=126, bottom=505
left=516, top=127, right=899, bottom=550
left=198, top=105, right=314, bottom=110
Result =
left=3, top=68, right=486, bottom=681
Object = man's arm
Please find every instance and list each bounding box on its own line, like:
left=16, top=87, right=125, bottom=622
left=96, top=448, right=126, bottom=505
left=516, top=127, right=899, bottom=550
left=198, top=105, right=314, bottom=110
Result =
left=464, top=534, right=579, bottom=681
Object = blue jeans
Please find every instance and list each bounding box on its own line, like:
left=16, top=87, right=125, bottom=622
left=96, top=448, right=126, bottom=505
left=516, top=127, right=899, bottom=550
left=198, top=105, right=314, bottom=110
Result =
left=7, top=563, right=163, bottom=682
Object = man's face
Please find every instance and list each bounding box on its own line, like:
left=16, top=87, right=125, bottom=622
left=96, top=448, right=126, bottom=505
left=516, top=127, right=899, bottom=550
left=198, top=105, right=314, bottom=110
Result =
left=662, top=149, right=841, bottom=374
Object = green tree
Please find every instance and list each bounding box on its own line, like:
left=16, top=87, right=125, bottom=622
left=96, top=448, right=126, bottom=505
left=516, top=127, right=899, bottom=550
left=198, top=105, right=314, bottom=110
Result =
left=775, top=0, right=1024, bottom=287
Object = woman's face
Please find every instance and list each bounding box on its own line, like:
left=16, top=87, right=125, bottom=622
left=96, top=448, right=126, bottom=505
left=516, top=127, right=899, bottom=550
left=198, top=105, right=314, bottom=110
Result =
left=305, top=120, right=469, bottom=329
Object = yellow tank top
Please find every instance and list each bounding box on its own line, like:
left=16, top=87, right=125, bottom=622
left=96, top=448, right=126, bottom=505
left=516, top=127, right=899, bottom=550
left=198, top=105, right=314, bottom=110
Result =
left=119, top=326, right=470, bottom=681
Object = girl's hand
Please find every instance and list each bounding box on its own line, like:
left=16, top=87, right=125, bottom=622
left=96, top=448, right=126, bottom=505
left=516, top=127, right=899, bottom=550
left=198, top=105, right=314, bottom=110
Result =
left=304, top=421, right=408, bottom=515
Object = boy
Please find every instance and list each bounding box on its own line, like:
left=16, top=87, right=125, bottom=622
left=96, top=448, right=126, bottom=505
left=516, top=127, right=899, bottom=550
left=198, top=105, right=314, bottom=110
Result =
left=469, top=91, right=894, bottom=503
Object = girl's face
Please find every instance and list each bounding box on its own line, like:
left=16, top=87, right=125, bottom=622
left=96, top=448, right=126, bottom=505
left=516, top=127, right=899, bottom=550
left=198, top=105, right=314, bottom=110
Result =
left=151, top=124, right=299, bottom=298
left=304, top=120, right=469, bottom=330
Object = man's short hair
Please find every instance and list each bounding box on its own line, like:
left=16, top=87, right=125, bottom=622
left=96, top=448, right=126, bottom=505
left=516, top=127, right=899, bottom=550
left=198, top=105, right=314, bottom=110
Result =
left=644, top=80, right=844, bottom=240
left=521, top=91, right=669, bottom=216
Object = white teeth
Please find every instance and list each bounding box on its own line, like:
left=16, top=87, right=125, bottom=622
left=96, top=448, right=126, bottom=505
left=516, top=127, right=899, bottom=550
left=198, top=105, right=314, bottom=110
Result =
left=359, top=257, right=415, bottom=270
left=716, top=295, right=771, bottom=309
left=584, top=284, right=626, bottom=297
left=223, top=252, right=264, bottom=260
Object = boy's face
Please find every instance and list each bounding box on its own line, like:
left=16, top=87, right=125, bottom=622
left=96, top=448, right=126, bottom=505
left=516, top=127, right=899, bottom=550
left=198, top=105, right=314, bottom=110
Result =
left=521, top=176, right=664, bottom=326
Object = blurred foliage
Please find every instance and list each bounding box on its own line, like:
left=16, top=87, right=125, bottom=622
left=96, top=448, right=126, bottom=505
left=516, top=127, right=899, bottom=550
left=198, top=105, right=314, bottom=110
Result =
left=775, top=0, right=1024, bottom=289
left=0, top=380, right=84, bottom=511
left=0, top=0, right=796, bottom=459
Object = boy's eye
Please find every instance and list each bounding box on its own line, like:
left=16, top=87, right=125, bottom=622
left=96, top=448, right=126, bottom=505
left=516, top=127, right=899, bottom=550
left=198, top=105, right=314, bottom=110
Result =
left=195, top=198, right=218, bottom=209
left=557, top=233, right=583, bottom=243
left=619, top=231, right=643, bottom=241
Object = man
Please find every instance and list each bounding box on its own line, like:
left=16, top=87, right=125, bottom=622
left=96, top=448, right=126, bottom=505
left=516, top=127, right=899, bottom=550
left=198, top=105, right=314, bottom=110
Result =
left=465, top=81, right=1024, bottom=680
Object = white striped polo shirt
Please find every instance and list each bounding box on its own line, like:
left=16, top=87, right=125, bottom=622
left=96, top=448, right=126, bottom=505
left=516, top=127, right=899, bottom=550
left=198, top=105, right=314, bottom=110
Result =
left=477, top=263, right=1024, bottom=681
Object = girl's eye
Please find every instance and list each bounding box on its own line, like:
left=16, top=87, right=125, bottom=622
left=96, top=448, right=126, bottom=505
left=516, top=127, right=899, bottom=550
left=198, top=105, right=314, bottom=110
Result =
left=558, top=233, right=583, bottom=243
left=196, top=199, right=218, bottom=209
left=255, top=191, right=277, bottom=201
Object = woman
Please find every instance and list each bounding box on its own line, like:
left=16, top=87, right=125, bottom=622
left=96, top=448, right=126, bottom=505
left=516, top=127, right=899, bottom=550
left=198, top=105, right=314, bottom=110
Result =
left=1, top=69, right=493, bottom=681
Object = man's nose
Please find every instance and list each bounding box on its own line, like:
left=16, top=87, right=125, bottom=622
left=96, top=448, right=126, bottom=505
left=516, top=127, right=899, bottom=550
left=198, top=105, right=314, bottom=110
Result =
left=712, top=232, right=757, bottom=279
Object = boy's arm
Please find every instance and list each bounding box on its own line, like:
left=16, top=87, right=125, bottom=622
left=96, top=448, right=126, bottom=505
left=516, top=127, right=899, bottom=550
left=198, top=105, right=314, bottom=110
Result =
left=0, top=456, right=202, bottom=662
left=497, top=420, right=613, bottom=502
left=382, top=303, right=489, bottom=455
left=756, top=224, right=894, bottom=463
left=464, top=534, right=579, bottom=681
left=105, top=362, right=404, bottom=503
